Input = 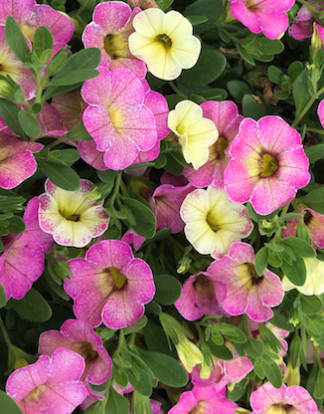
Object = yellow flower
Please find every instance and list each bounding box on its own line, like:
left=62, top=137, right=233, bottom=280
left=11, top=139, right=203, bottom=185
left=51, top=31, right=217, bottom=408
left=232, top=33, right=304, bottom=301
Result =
left=168, top=100, right=218, bottom=170
left=129, top=9, right=201, bottom=80
left=283, top=361, right=300, bottom=386
left=175, top=331, right=204, bottom=373
left=282, top=257, right=324, bottom=296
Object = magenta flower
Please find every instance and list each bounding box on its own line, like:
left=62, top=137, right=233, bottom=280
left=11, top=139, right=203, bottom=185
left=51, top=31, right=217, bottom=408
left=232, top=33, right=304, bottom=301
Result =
left=184, top=101, right=243, bottom=189
left=121, top=229, right=146, bottom=250
left=174, top=272, right=227, bottom=321
left=169, top=384, right=237, bottom=414
left=64, top=240, right=155, bottom=329
left=82, top=67, right=157, bottom=170
left=6, top=348, right=87, bottom=414
left=208, top=242, right=284, bottom=322
left=0, top=197, right=52, bottom=300
left=250, top=382, right=319, bottom=414
left=150, top=183, right=194, bottom=234
left=224, top=116, right=310, bottom=215
left=0, top=0, right=74, bottom=54
left=228, top=0, right=295, bottom=40
left=0, top=134, right=43, bottom=189
left=318, top=99, right=324, bottom=128
left=82, top=1, right=146, bottom=79
left=39, top=319, right=112, bottom=386
left=289, top=4, right=324, bottom=41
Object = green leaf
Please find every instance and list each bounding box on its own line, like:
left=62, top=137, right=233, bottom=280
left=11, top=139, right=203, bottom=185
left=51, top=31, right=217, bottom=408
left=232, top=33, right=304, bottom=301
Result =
left=38, top=158, right=80, bottom=191
left=67, top=121, right=93, bottom=141
left=281, top=237, right=316, bottom=258
left=300, top=295, right=323, bottom=314
left=288, top=61, right=303, bottom=82
left=139, top=349, right=188, bottom=387
left=187, top=15, right=209, bottom=26
left=7, top=216, right=26, bottom=234
left=41, top=83, right=83, bottom=102
left=305, top=144, right=324, bottom=163
left=293, top=69, right=311, bottom=119
left=227, top=80, right=252, bottom=101
left=257, top=38, right=284, bottom=55
left=184, top=0, right=223, bottom=33
left=0, top=283, right=7, bottom=308
left=12, top=289, right=52, bottom=322
left=123, top=198, right=156, bottom=238
left=207, top=340, right=233, bottom=360
left=255, top=247, right=268, bottom=276
left=218, top=324, right=247, bottom=344
left=154, top=274, right=182, bottom=305
left=244, top=337, right=264, bottom=358
left=179, top=49, right=226, bottom=86
left=268, top=66, right=283, bottom=84
left=281, top=256, right=306, bottom=286
left=128, top=368, right=153, bottom=397
left=0, top=99, right=27, bottom=138
left=51, top=149, right=80, bottom=165
left=263, top=357, right=283, bottom=388
left=299, top=188, right=324, bottom=214
left=18, top=111, right=41, bottom=139
left=5, top=16, right=31, bottom=63
left=50, top=69, right=99, bottom=86
left=269, top=311, right=293, bottom=332
left=144, top=321, right=177, bottom=358
left=33, top=26, right=54, bottom=55
left=242, top=95, right=266, bottom=120
left=0, top=390, right=24, bottom=414
left=97, top=170, right=117, bottom=183
left=105, top=389, right=130, bottom=414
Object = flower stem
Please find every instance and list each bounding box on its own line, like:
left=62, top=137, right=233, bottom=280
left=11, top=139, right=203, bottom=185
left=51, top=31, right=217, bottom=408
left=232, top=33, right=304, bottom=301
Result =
left=291, top=85, right=324, bottom=128
left=169, top=82, right=187, bottom=99
left=0, top=315, right=12, bottom=348
left=46, top=134, right=68, bottom=149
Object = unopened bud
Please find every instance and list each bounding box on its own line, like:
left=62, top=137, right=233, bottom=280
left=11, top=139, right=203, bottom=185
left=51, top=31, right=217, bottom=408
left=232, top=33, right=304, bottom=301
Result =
left=311, top=22, right=323, bottom=57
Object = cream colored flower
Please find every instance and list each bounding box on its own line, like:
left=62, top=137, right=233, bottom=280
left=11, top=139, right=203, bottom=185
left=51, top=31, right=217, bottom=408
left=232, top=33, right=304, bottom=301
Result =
left=129, top=9, right=201, bottom=80
left=168, top=100, right=218, bottom=170
left=282, top=257, right=324, bottom=296
left=175, top=331, right=204, bottom=373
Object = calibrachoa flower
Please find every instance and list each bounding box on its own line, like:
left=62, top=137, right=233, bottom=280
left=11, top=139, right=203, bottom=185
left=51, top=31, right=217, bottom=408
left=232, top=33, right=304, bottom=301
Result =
left=51, top=91, right=87, bottom=132
left=121, top=229, right=146, bottom=250
left=282, top=257, right=324, bottom=296
left=318, top=98, right=324, bottom=128
left=129, top=9, right=201, bottom=80
left=180, top=186, right=253, bottom=259
left=228, top=0, right=295, bottom=40
left=169, top=384, right=237, bottom=414
left=168, top=100, right=219, bottom=170
left=0, top=133, right=43, bottom=189
left=6, top=348, right=87, bottom=414
left=150, top=183, right=194, bottom=234
left=250, top=382, right=319, bottom=414
left=289, top=4, right=324, bottom=41
left=64, top=240, right=155, bottom=329
left=224, top=116, right=310, bottom=215
left=0, top=26, right=36, bottom=99
left=175, top=331, right=204, bottom=374
left=207, top=242, right=284, bottom=322
left=38, top=179, right=109, bottom=248
left=174, top=271, right=227, bottom=321
left=0, top=197, right=52, bottom=300
left=82, top=1, right=146, bottom=79
left=184, top=100, right=243, bottom=188
left=0, top=0, right=74, bottom=53
left=39, top=319, right=113, bottom=386
left=82, top=66, right=157, bottom=170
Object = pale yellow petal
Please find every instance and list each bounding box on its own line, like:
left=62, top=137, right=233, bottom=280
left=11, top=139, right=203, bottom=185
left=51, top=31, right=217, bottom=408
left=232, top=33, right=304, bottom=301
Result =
left=132, top=9, right=165, bottom=37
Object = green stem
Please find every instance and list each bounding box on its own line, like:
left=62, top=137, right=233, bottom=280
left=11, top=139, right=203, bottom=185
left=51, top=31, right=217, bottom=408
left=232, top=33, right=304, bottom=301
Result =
left=169, top=82, right=187, bottom=99
left=273, top=203, right=290, bottom=241
left=46, top=134, right=68, bottom=149
left=108, top=172, right=122, bottom=209
left=297, top=127, right=324, bottom=135
left=113, top=329, right=125, bottom=358
left=291, top=85, right=324, bottom=128
left=0, top=315, right=12, bottom=348
left=243, top=314, right=252, bottom=339
left=34, top=69, right=43, bottom=104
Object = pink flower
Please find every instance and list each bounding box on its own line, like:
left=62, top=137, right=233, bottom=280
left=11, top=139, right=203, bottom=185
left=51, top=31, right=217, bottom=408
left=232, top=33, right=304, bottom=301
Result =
left=121, top=229, right=146, bottom=250
left=224, top=116, right=310, bottom=215
left=318, top=99, right=324, bottom=128
left=207, top=242, right=284, bottom=322
left=228, top=0, right=295, bottom=40
left=169, top=384, right=237, bottom=414
left=0, top=0, right=74, bottom=54
left=0, top=26, right=36, bottom=100
left=82, top=67, right=157, bottom=170
left=6, top=348, right=87, bottom=414
left=289, top=4, right=324, bottom=41
left=64, top=240, right=155, bottom=329
left=250, top=382, right=319, bottom=414
left=82, top=1, right=146, bottom=79
left=52, top=91, right=87, bottom=132
left=150, top=183, right=194, bottom=234
left=0, top=197, right=52, bottom=300
left=184, top=101, right=243, bottom=189
left=174, top=272, right=227, bottom=321
left=39, top=319, right=112, bottom=386
left=0, top=134, right=42, bottom=189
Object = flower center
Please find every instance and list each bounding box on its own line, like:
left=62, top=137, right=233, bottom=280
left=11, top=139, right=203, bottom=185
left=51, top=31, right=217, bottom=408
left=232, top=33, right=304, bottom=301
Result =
left=304, top=210, right=313, bottom=226
left=261, top=153, right=278, bottom=177
left=245, top=0, right=261, bottom=12
left=59, top=211, right=81, bottom=222
left=246, top=262, right=261, bottom=284
left=267, top=404, right=294, bottom=414
left=206, top=211, right=220, bottom=231
left=74, top=341, right=98, bottom=361
left=110, top=267, right=127, bottom=290
left=104, top=33, right=128, bottom=60
left=155, top=33, right=172, bottom=49
left=189, top=401, right=206, bottom=414
left=215, top=137, right=229, bottom=159
left=25, top=385, right=46, bottom=401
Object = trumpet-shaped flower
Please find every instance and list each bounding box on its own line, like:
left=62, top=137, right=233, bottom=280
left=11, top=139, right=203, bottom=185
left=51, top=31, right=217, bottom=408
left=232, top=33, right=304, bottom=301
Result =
left=82, top=1, right=146, bottom=79
left=0, top=197, right=52, bottom=300
left=64, top=240, right=155, bottom=329
left=228, top=0, right=295, bottom=40
left=282, top=257, right=324, bottom=296
left=184, top=100, right=243, bottom=188
left=6, top=348, right=87, bottom=414
left=250, top=382, right=319, bottom=414
left=0, top=26, right=36, bottom=99
left=224, top=116, right=310, bottom=216
left=121, top=229, right=146, bottom=250
left=82, top=67, right=157, bottom=170
left=207, top=242, right=284, bottom=322
left=169, top=384, right=237, bottom=414
left=129, top=9, right=201, bottom=80
left=175, top=331, right=204, bottom=374
left=0, top=134, right=43, bottom=189
left=180, top=186, right=253, bottom=259
left=39, top=319, right=112, bottom=386
left=174, top=272, right=227, bottom=321
left=289, top=4, right=324, bottom=41
left=0, top=0, right=74, bottom=54
left=318, top=99, right=324, bottom=129
left=168, top=100, right=219, bottom=170
left=38, top=179, right=109, bottom=248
